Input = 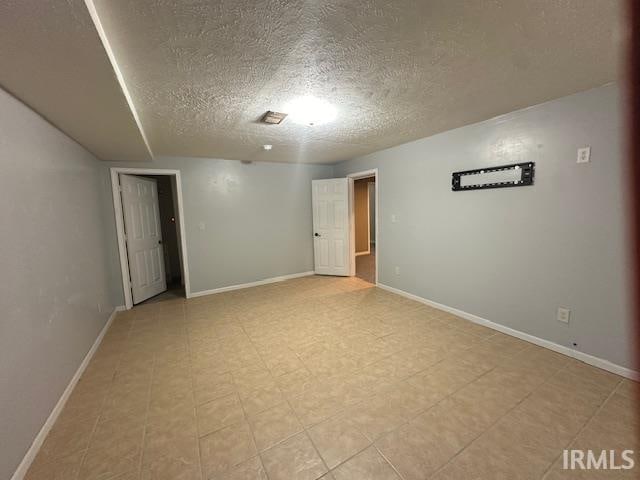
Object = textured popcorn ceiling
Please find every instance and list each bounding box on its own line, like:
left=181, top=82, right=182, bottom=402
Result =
left=90, top=0, right=621, bottom=164
left=0, top=0, right=151, bottom=162
left=1, top=1, right=622, bottom=164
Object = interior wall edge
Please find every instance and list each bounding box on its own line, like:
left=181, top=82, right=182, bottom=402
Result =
left=333, top=83, right=632, bottom=370
left=378, top=283, right=639, bottom=381
left=189, top=271, right=315, bottom=298
left=9, top=305, right=125, bottom=480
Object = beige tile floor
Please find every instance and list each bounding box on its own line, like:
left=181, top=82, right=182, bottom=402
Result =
left=140, top=285, right=185, bottom=305
left=25, top=276, right=639, bottom=480
left=356, top=244, right=376, bottom=284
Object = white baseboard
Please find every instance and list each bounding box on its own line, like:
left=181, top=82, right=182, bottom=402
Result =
left=377, top=283, right=639, bottom=382
left=11, top=305, right=125, bottom=480
left=189, top=271, right=315, bottom=298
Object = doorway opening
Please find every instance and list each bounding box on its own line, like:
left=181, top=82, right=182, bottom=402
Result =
left=110, top=168, right=191, bottom=309
left=348, top=169, right=378, bottom=284
left=354, top=176, right=376, bottom=283
left=138, top=175, right=184, bottom=304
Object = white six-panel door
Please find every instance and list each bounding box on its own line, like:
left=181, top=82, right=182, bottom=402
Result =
left=120, top=174, right=167, bottom=304
left=312, top=178, right=351, bottom=276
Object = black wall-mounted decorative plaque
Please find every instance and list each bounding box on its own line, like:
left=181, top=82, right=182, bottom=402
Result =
left=452, top=162, right=535, bottom=191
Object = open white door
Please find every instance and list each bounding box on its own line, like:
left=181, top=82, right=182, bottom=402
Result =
left=312, top=178, right=351, bottom=276
left=120, top=174, right=167, bottom=304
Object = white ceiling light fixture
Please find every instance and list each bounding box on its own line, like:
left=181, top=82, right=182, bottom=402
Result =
left=262, top=144, right=273, bottom=151
left=284, top=95, right=337, bottom=126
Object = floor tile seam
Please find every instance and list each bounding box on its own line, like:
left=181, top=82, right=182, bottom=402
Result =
left=426, top=361, right=592, bottom=480
left=288, top=352, right=497, bottom=436
left=424, top=387, right=539, bottom=479
left=238, top=402, right=292, bottom=479
left=373, top=443, right=409, bottom=480
left=56, top=422, right=97, bottom=480
left=322, top=361, right=505, bottom=470
left=104, top=321, right=134, bottom=394
left=180, top=302, right=208, bottom=480
left=121, top=285, right=622, bottom=479
left=539, top=377, right=624, bottom=480
left=75, top=387, right=115, bottom=478
left=76, top=358, right=153, bottom=480
left=449, top=323, right=501, bottom=341
left=137, top=355, right=157, bottom=478
left=236, top=399, right=320, bottom=478
left=254, top=386, right=333, bottom=477
left=322, top=441, right=373, bottom=475
left=560, top=365, right=625, bottom=392
left=231, top=351, right=265, bottom=476
left=375, top=358, right=540, bottom=479
left=302, top=419, right=333, bottom=477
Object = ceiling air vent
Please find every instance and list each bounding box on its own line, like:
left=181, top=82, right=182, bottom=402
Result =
left=261, top=111, right=287, bottom=125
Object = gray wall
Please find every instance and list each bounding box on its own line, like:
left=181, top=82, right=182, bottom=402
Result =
left=0, top=89, right=119, bottom=479
left=335, top=84, right=634, bottom=370
left=104, top=157, right=333, bottom=300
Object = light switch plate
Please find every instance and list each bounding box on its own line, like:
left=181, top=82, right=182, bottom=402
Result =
left=577, top=146, right=591, bottom=164
left=557, top=307, right=571, bottom=324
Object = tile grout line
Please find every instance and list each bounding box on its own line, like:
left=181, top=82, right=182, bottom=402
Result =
left=48, top=279, right=631, bottom=480
left=539, top=377, right=624, bottom=480
left=240, top=307, right=348, bottom=479
left=74, top=311, right=135, bottom=480
left=72, top=411, right=102, bottom=480
left=191, top=287, right=612, bottom=476
left=235, top=390, right=264, bottom=479
left=306, top=334, right=522, bottom=477
left=180, top=286, right=610, bottom=480
left=426, top=360, right=575, bottom=479
left=304, top=357, right=505, bottom=478
left=374, top=444, right=408, bottom=480
left=239, top=317, right=286, bottom=480
left=376, top=364, right=504, bottom=478
left=137, top=352, right=156, bottom=479
left=218, top=320, right=503, bottom=478
left=297, top=347, right=487, bottom=438
left=182, top=301, right=209, bottom=480
left=274, top=319, right=491, bottom=435
left=85, top=294, right=344, bottom=473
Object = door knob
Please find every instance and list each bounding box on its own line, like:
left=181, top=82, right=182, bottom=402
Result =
left=314, top=233, right=320, bottom=237
left=158, top=240, right=162, bottom=244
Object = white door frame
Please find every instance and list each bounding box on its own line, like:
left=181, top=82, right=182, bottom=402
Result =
left=347, top=169, right=378, bottom=284
left=110, top=168, right=191, bottom=309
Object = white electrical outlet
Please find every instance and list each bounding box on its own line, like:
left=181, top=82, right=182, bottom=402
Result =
left=557, top=307, right=571, bottom=324
left=395, top=266, right=400, bottom=275
left=577, top=146, right=591, bottom=164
